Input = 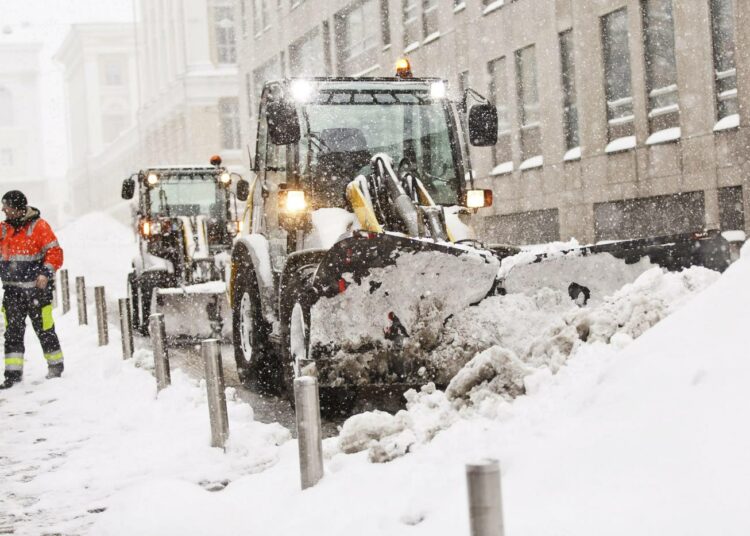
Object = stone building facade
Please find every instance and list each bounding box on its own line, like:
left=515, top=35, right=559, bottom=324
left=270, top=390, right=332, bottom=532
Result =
left=235, top=0, right=749, bottom=243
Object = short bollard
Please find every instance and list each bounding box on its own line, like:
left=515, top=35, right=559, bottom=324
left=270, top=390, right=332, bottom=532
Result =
left=60, top=269, right=70, bottom=314
left=95, top=286, right=108, bottom=346
left=76, top=276, right=87, bottom=325
left=52, top=275, right=59, bottom=309
left=294, top=376, right=324, bottom=490
left=118, top=298, right=134, bottom=359
left=149, top=313, right=171, bottom=391
left=466, top=459, right=505, bottom=536
left=202, top=339, right=229, bottom=449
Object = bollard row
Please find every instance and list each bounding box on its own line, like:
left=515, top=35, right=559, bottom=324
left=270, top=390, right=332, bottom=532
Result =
left=202, top=339, right=229, bottom=449
left=294, top=376, right=324, bottom=490
left=150, top=313, right=171, bottom=391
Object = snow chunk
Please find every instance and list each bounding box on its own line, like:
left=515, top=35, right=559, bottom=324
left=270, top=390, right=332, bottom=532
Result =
left=519, top=155, right=543, bottom=170
left=646, top=127, right=681, bottom=146
left=564, top=146, right=581, bottom=161
left=338, top=410, right=409, bottom=454
left=490, top=161, right=514, bottom=176
left=446, top=346, right=530, bottom=402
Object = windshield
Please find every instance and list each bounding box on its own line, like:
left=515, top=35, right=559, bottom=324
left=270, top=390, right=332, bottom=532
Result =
left=299, top=91, right=460, bottom=207
left=147, top=174, right=224, bottom=217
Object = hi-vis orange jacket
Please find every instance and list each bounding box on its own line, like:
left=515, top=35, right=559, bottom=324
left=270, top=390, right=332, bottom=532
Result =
left=0, top=207, right=63, bottom=288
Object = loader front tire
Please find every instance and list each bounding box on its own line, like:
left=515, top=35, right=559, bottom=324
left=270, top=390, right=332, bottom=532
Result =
left=232, top=272, right=275, bottom=393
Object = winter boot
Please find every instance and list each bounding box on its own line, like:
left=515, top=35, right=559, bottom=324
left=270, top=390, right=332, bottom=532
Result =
left=0, top=371, right=23, bottom=389
left=46, top=363, right=64, bottom=379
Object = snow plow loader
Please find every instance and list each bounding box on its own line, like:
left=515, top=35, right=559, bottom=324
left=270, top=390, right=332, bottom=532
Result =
left=121, top=157, right=249, bottom=341
left=230, top=69, right=734, bottom=412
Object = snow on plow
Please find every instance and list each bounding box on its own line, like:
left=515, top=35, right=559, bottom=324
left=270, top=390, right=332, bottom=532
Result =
left=154, top=281, right=231, bottom=341
left=301, top=232, right=499, bottom=388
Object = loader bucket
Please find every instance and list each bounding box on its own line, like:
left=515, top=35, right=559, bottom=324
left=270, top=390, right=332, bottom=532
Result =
left=154, top=282, right=231, bottom=342
left=304, top=231, right=499, bottom=387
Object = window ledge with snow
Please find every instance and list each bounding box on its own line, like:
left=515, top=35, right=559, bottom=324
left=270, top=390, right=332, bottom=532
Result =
left=404, top=41, right=420, bottom=54
left=605, top=135, right=636, bottom=154
left=382, top=44, right=392, bottom=52
left=714, top=114, right=740, bottom=132
left=482, top=0, right=504, bottom=16
left=423, top=32, right=441, bottom=46
left=646, top=127, right=681, bottom=146
left=490, top=161, right=514, bottom=176
left=520, top=155, right=543, bottom=171
left=564, top=147, right=581, bottom=162
left=453, top=2, right=466, bottom=13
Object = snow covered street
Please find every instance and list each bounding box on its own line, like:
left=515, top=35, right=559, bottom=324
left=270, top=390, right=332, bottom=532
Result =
left=1, top=214, right=749, bottom=535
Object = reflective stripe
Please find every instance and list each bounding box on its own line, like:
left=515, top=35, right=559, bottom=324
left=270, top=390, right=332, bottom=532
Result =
left=4, top=253, right=44, bottom=262
left=44, top=351, right=63, bottom=364
left=3, top=281, right=37, bottom=289
left=5, top=352, right=24, bottom=358
left=4, top=357, right=24, bottom=370
left=44, top=263, right=56, bottom=274
left=41, top=241, right=59, bottom=253
left=1, top=306, right=5, bottom=329
left=26, top=220, right=39, bottom=237
left=42, top=304, right=54, bottom=330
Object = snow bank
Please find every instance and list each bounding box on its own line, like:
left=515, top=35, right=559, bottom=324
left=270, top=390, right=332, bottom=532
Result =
left=56, top=211, right=138, bottom=298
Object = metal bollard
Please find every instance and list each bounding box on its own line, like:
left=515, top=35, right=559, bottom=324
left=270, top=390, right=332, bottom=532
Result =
left=202, top=339, right=229, bottom=448
left=76, top=276, right=87, bottom=325
left=95, top=286, right=108, bottom=346
left=118, top=298, right=134, bottom=359
left=466, top=459, right=505, bottom=536
left=149, top=313, right=171, bottom=391
left=294, top=376, right=324, bottom=490
left=60, top=269, right=70, bottom=314
left=52, top=274, right=58, bottom=309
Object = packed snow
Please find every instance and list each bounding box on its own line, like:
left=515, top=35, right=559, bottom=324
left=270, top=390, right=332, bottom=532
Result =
left=1, top=212, right=749, bottom=535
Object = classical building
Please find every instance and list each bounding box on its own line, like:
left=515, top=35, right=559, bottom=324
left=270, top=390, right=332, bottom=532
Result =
left=56, top=23, right=139, bottom=215
left=0, top=40, right=47, bottom=210
left=136, top=0, right=242, bottom=171
left=236, top=0, right=749, bottom=243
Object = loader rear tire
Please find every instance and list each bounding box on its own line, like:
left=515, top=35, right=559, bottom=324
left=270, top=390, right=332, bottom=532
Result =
left=232, top=272, right=275, bottom=393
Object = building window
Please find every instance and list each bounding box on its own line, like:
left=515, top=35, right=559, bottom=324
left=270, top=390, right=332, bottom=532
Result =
left=559, top=30, right=579, bottom=152
left=240, top=0, right=248, bottom=38
left=102, top=60, right=126, bottom=86
left=515, top=45, right=541, bottom=162
left=337, top=0, right=379, bottom=73
left=422, top=0, right=439, bottom=37
left=253, top=0, right=270, bottom=35
left=252, top=57, right=282, bottom=117
left=220, top=98, right=241, bottom=150
left=402, top=0, right=419, bottom=48
left=488, top=57, right=512, bottom=168
left=601, top=8, right=634, bottom=142
left=0, top=87, right=12, bottom=126
left=710, top=0, right=738, bottom=121
left=718, top=186, right=745, bottom=231
left=212, top=2, right=236, bottom=63
left=641, top=0, right=679, bottom=134
left=290, top=28, right=326, bottom=77
left=0, top=148, right=12, bottom=167
left=380, top=0, right=391, bottom=47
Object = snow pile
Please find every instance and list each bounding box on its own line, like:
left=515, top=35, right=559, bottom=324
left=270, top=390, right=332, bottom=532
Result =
left=56, top=211, right=138, bottom=298
left=335, top=266, right=720, bottom=461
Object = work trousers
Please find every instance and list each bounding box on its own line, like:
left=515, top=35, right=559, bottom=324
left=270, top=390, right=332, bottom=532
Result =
left=2, top=286, right=63, bottom=375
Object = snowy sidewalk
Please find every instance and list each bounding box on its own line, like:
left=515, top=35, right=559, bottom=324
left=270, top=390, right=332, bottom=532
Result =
left=0, top=312, right=289, bottom=535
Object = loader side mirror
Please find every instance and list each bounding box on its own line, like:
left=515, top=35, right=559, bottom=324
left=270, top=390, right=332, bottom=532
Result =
left=122, top=177, right=135, bottom=200
left=236, top=179, right=250, bottom=202
left=267, top=100, right=301, bottom=145
left=468, top=103, right=498, bottom=147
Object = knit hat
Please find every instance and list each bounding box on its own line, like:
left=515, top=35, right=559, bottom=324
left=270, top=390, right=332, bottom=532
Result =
left=2, top=190, right=27, bottom=210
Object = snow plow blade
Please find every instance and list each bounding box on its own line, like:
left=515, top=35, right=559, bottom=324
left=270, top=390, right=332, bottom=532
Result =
left=496, top=230, right=733, bottom=303
left=154, top=282, right=231, bottom=342
left=304, top=231, right=499, bottom=388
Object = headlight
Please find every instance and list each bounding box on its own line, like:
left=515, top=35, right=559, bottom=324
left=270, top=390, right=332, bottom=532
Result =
left=140, top=219, right=152, bottom=236
left=219, top=172, right=231, bottom=185
left=290, top=80, right=314, bottom=102
left=465, top=189, right=493, bottom=209
left=146, top=172, right=159, bottom=186
left=430, top=81, right=446, bottom=100
left=226, top=220, right=241, bottom=235
left=284, top=190, right=307, bottom=212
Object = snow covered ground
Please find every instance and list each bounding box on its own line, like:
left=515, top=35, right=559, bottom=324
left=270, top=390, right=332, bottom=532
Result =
left=1, top=213, right=749, bottom=535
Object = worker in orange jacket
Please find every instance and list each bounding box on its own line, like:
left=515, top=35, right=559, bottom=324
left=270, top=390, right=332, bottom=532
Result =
left=0, top=190, right=64, bottom=389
